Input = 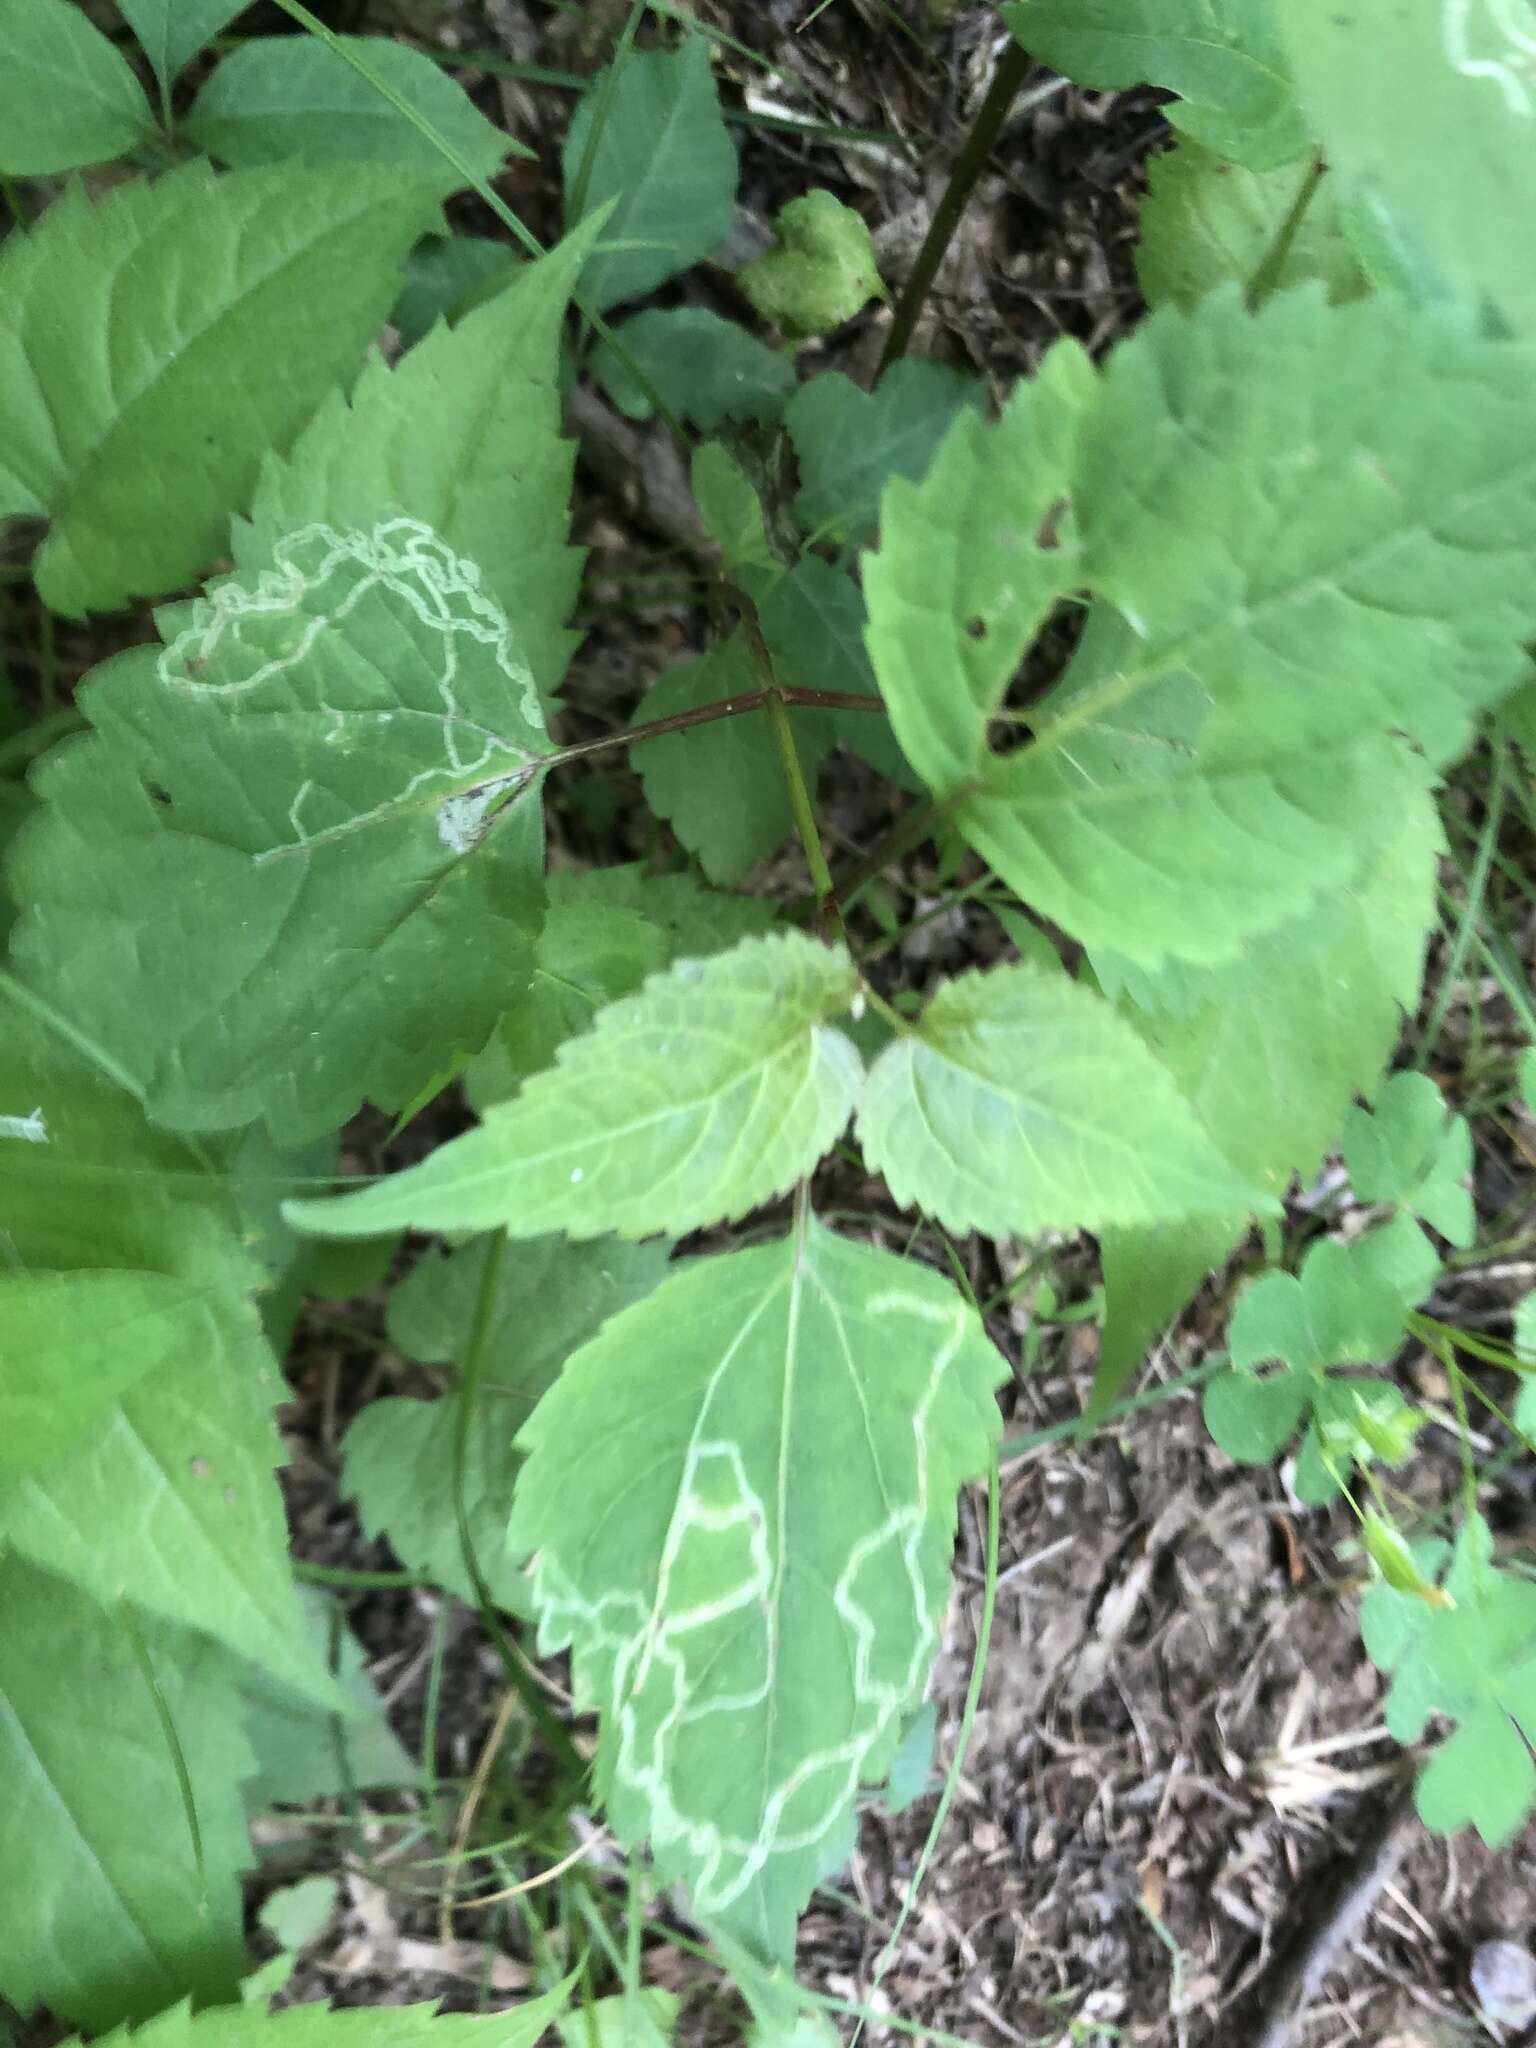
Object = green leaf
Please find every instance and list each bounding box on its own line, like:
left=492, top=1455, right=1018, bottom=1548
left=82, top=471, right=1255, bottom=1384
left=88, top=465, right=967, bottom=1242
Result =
left=564, top=37, right=737, bottom=312
left=631, top=638, right=819, bottom=885
left=0, top=0, right=157, bottom=173
left=1, top=1329, right=341, bottom=1701
left=10, top=230, right=597, bottom=1143
left=1137, top=142, right=1369, bottom=310
left=509, top=1220, right=1005, bottom=1960
left=1230, top=1241, right=1405, bottom=1373
left=390, top=1230, right=674, bottom=1397
left=117, top=0, right=251, bottom=89
left=1349, top=1211, right=1443, bottom=1311
left=1202, top=1365, right=1308, bottom=1462
left=11, top=521, right=549, bottom=1142
left=0, top=1563, right=254, bottom=2030
left=185, top=36, right=514, bottom=181
left=258, top=1877, right=339, bottom=1955
left=467, top=863, right=774, bottom=1105
left=881, top=1700, right=939, bottom=1815
left=1362, top=1511, right=1450, bottom=1603
left=241, top=1590, right=419, bottom=1805
left=242, top=221, right=597, bottom=699
left=592, top=308, right=796, bottom=428
left=67, top=1984, right=576, bottom=2046
left=857, top=962, right=1261, bottom=1237
left=1203, top=1238, right=1416, bottom=1489
left=1343, top=1071, right=1476, bottom=1247
left=559, top=1993, right=678, bottom=2048
left=392, top=235, right=522, bottom=348
left=749, top=555, right=919, bottom=793
left=0, top=986, right=337, bottom=1702
left=739, top=190, right=885, bottom=339
left=1280, top=0, right=1536, bottom=338
left=0, top=160, right=446, bottom=617
left=1091, top=789, right=1439, bottom=1415
left=788, top=361, right=984, bottom=545
left=1089, top=1212, right=1241, bottom=1422
left=633, top=556, right=914, bottom=883
left=863, top=341, right=1093, bottom=793
left=694, top=442, right=776, bottom=574
left=1003, top=0, right=1307, bottom=170
left=343, top=1392, right=531, bottom=1612
left=258, top=1878, right=339, bottom=1957
left=1109, top=785, right=1440, bottom=1201
left=341, top=1233, right=672, bottom=1607
left=1361, top=1514, right=1536, bottom=1848
left=285, top=932, right=863, bottom=1241
left=0, top=1270, right=222, bottom=1474
left=892, top=286, right=1536, bottom=968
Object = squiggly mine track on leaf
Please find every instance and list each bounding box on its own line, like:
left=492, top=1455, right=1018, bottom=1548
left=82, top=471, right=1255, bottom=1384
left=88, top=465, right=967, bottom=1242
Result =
left=156, top=517, right=545, bottom=856
left=531, top=1278, right=965, bottom=1919
left=1443, top=0, right=1536, bottom=114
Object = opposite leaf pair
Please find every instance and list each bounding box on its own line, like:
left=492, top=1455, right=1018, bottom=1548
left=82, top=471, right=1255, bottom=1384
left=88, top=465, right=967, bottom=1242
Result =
left=285, top=928, right=1265, bottom=1247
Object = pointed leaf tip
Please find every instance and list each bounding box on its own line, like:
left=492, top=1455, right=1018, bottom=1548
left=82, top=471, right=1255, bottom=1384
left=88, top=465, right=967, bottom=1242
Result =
left=286, top=931, right=864, bottom=1241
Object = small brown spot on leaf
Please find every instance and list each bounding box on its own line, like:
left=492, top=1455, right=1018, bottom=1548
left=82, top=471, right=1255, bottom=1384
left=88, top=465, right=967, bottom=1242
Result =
left=189, top=1455, right=212, bottom=1479
left=1035, top=498, right=1068, bottom=552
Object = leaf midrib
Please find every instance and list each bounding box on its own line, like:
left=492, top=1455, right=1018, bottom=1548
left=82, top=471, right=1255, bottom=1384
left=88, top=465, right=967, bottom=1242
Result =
left=444, top=1029, right=828, bottom=1202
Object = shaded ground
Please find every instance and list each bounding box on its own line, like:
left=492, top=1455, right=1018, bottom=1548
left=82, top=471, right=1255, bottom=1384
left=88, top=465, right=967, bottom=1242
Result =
left=9, top=4, right=1536, bottom=2046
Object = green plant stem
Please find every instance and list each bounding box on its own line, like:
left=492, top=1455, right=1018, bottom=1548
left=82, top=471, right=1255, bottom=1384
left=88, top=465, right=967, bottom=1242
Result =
left=765, top=688, right=841, bottom=922
left=999, top=1356, right=1225, bottom=1463
left=293, top=1560, right=427, bottom=1590
left=1418, top=745, right=1508, bottom=1062
left=856, top=872, right=1009, bottom=967
left=877, top=36, right=1032, bottom=378
left=324, top=1601, right=366, bottom=1839
left=1449, top=1363, right=1536, bottom=1458
left=1435, top=886, right=1536, bottom=1040
left=827, top=787, right=970, bottom=915
left=421, top=1599, right=451, bottom=1827
left=1408, top=1310, right=1519, bottom=1373
left=1419, top=1326, right=1481, bottom=1514
left=738, top=602, right=850, bottom=944
left=567, top=0, right=647, bottom=226
left=1246, top=153, right=1327, bottom=310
